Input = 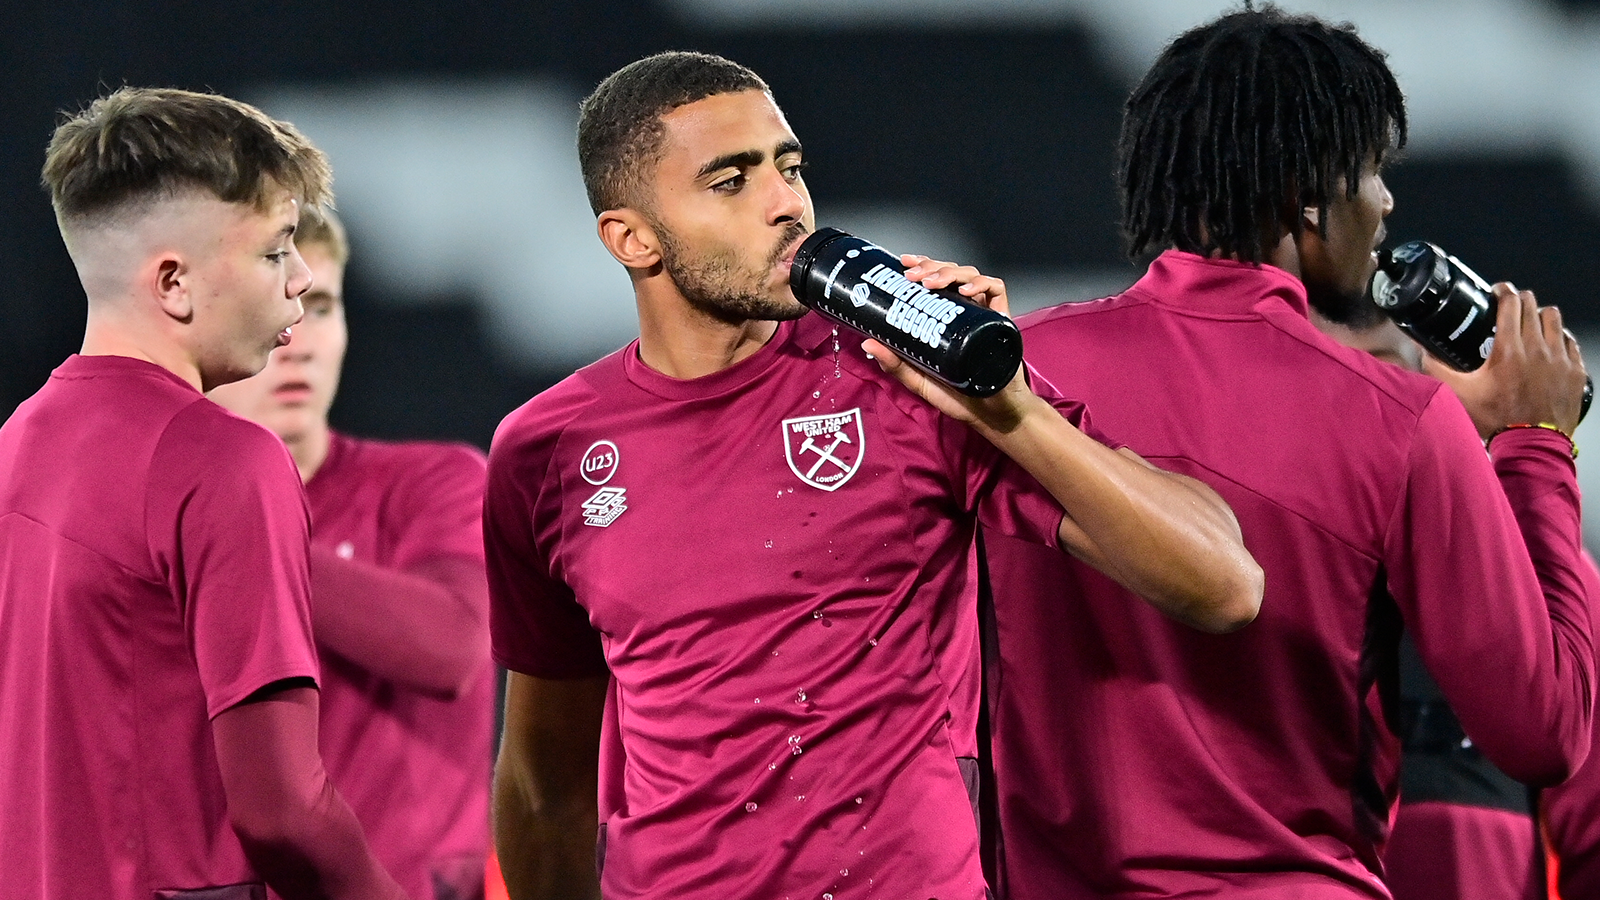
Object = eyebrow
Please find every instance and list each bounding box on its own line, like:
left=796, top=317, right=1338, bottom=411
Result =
left=695, top=140, right=805, bottom=181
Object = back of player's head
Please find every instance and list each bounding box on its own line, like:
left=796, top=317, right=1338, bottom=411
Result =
left=1117, top=3, right=1407, bottom=263
left=578, top=51, right=769, bottom=215
left=297, top=204, right=349, bottom=266
left=42, top=86, right=333, bottom=234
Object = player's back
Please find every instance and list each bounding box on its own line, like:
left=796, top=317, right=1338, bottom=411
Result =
left=985, top=251, right=1558, bottom=900
left=0, top=354, right=310, bottom=900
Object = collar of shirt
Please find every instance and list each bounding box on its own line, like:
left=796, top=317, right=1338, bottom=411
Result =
left=1130, top=249, right=1310, bottom=320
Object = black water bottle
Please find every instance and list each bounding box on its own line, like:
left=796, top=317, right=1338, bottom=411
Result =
left=1370, top=240, right=1591, bottom=421
left=789, top=227, right=1023, bottom=398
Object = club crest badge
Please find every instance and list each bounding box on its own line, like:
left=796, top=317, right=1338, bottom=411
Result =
left=782, top=408, right=866, bottom=492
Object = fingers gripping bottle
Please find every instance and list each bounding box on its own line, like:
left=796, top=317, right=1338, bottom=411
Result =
left=1370, top=240, right=1591, bottom=421
left=789, top=227, right=1024, bottom=398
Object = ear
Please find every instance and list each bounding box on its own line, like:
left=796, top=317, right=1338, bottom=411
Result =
left=597, top=209, right=662, bottom=270
left=149, top=253, right=195, bottom=324
left=1301, top=204, right=1321, bottom=232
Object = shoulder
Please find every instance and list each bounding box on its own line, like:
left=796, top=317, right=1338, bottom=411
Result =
left=157, top=398, right=299, bottom=480
left=493, top=356, right=618, bottom=452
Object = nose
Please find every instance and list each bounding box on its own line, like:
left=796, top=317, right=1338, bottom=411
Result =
left=1379, top=176, right=1395, bottom=218
left=767, top=169, right=807, bottom=226
left=286, top=245, right=314, bottom=299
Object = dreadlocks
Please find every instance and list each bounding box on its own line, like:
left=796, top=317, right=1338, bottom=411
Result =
left=1117, top=3, right=1407, bottom=263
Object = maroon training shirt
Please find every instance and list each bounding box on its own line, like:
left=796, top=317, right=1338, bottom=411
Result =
left=0, top=355, right=319, bottom=900
left=307, top=431, right=493, bottom=900
left=487, top=313, right=1105, bottom=900
left=985, top=251, right=1594, bottom=900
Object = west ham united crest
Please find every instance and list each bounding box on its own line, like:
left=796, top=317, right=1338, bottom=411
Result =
left=782, top=408, right=865, bottom=492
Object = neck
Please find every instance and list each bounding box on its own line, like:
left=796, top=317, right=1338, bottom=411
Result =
left=80, top=306, right=204, bottom=392
left=634, top=280, right=780, bottom=380
left=283, top=421, right=333, bottom=484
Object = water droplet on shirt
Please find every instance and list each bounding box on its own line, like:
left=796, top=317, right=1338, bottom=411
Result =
left=796, top=794, right=806, bottom=801
left=769, top=763, right=777, bottom=770
left=772, top=649, right=781, bottom=656
left=822, top=619, right=833, bottom=628
left=822, top=894, right=833, bottom=900
left=832, top=327, right=842, bottom=379
left=336, top=540, right=355, bottom=559
left=840, top=869, right=849, bottom=876
left=765, top=540, right=774, bottom=549
left=1460, top=737, right=1474, bottom=749
left=787, top=487, right=794, bottom=493
left=854, top=796, right=863, bottom=804
left=788, top=735, right=803, bottom=755
left=812, top=610, right=823, bottom=619
left=777, top=489, right=784, bottom=498
left=812, top=390, right=821, bottom=399
left=745, top=802, right=758, bottom=812
left=754, top=698, right=761, bottom=704
left=796, top=689, right=807, bottom=703
left=867, top=638, right=878, bottom=647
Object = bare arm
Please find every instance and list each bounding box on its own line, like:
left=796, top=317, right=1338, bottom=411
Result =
left=212, top=684, right=407, bottom=900
left=868, top=256, right=1263, bottom=633
left=309, top=547, right=488, bottom=697
left=494, top=671, right=609, bottom=900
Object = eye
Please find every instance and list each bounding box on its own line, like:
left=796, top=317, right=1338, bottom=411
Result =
left=783, top=161, right=808, bottom=181
left=266, top=250, right=290, bottom=264
left=711, top=172, right=746, bottom=194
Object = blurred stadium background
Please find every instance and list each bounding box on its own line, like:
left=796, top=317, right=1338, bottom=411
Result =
left=9, top=0, right=1600, bottom=538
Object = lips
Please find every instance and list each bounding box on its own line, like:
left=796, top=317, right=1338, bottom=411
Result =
left=776, top=229, right=810, bottom=273
left=272, top=380, right=313, bottom=403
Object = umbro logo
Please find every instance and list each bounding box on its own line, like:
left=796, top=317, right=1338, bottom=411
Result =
left=582, top=486, right=628, bottom=527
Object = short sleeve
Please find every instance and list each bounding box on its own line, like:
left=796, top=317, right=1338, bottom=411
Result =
left=147, top=404, right=319, bottom=718
left=950, top=365, right=1124, bottom=549
left=485, top=413, right=607, bottom=679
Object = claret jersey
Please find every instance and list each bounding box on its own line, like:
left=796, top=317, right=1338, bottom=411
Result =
left=487, top=313, right=1105, bottom=900
left=0, top=355, right=319, bottom=900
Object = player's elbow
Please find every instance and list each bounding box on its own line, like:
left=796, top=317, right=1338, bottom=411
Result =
left=227, top=767, right=333, bottom=852
left=1183, top=558, right=1264, bottom=635
left=1497, top=725, right=1591, bottom=788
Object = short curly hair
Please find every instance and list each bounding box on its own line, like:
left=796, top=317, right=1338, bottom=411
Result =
left=577, top=51, right=768, bottom=215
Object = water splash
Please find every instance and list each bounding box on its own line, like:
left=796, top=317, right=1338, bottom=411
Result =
left=832, top=326, right=842, bottom=379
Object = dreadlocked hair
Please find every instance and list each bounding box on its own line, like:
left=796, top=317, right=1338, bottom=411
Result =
left=1117, top=3, right=1407, bottom=263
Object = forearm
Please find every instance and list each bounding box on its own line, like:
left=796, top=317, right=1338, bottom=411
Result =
left=981, top=393, right=1262, bottom=632
left=495, top=673, right=607, bottom=900
left=1487, top=428, right=1594, bottom=776
left=214, top=686, right=406, bottom=900
left=493, top=761, right=601, bottom=900
left=310, top=545, right=488, bottom=696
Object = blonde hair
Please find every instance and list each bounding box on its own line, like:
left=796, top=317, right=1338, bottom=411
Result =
left=296, top=204, right=349, bottom=265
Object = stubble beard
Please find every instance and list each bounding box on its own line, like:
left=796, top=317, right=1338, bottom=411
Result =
left=657, top=221, right=809, bottom=324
